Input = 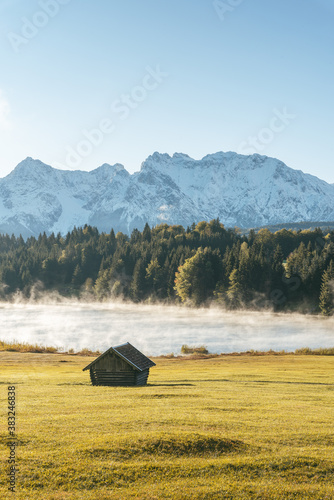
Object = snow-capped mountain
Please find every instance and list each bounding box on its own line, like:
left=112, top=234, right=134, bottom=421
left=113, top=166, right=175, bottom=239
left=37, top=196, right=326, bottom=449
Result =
left=0, top=152, right=334, bottom=237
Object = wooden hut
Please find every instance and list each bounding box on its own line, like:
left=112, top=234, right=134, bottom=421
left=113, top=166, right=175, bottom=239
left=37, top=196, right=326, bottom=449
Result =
left=82, top=342, right=156, bottom=386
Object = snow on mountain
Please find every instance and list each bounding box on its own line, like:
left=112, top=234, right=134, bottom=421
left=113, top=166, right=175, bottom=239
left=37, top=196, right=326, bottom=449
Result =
left=0, top=153, right=334, bottom=237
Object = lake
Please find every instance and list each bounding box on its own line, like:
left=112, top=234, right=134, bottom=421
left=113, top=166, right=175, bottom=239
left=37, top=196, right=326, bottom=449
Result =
left=0, top=302, right=333, bottom=356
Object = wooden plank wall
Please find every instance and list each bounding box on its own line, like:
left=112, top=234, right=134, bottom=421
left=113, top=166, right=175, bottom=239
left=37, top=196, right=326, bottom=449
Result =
left=135, top=369, right=150, bottom=386
left=90, top=368, right=136, bottom=386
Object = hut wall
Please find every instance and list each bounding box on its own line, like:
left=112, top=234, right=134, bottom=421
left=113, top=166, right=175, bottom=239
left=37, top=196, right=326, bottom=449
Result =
left=90, top=368, right=97, bottom=385
left=135, top=369, right=150, bottom=386
left=90, top=368, right=136, bottom=386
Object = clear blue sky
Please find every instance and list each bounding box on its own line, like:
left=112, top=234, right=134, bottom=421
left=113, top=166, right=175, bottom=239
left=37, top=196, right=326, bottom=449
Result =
left=0, top=0, right=333, bottom=182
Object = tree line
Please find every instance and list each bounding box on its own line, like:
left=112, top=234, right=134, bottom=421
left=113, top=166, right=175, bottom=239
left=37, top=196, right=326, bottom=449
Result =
left=0, top=220, right=333, bottom=314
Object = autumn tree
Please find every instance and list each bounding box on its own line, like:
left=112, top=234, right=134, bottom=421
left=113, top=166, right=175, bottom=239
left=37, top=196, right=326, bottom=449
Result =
left=174, top=247, right=221, bottom=305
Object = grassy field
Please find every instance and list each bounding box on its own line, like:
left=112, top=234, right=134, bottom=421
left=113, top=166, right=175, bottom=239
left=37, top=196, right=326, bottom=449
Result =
left=0, top=352, right=334, bottom=499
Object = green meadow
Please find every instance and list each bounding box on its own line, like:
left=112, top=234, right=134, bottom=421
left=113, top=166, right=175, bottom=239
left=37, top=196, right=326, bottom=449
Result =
left=1, top=352, right=334, bottom=499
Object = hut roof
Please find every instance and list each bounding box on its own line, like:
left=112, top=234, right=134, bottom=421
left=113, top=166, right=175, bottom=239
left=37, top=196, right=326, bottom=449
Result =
left=82, top=342, right=156, bottom=372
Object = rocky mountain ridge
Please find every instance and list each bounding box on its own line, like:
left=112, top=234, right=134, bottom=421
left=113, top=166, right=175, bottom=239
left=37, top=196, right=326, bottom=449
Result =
left=1, top=152, right=334, bottom=237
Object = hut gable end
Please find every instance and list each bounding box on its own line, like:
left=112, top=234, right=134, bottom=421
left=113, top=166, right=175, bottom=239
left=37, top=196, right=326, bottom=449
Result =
left=94, top=352, right=133, bottom=372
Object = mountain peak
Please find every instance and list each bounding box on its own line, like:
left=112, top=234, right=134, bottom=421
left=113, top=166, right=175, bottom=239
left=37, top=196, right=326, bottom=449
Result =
left=92, top=162, right=125, bottom=174
left=145, top=152, right=172, bottom=163
left=10, top=157, right=53, bottom=178
left=172, top=152, right=191, bottom=160
left=15, top=157, right=51, bottom=169
left=96, top=162, right=124, bottom=170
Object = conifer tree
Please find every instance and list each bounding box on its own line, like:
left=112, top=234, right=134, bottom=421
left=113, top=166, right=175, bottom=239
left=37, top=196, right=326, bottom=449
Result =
left=146, top=258, right=163, bottom=295
left=272, top=244, right=284, bottom=275
left=226, top=268, right=242, bottom=309
left=130, top=259, right=147, bottom=301
left=319, top=261, right=334, bottom=315
left=94, top=269, right=111, bottom=300
left=72, top=264, right=83, bottom=286
left=142, top=223, right=151, bottom=242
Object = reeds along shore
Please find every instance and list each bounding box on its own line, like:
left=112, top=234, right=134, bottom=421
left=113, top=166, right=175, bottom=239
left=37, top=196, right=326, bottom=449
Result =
left=1, top=339, right=334, bottom=356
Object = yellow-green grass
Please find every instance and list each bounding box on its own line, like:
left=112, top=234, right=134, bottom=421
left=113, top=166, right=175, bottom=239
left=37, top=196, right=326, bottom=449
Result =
left=0, top=352, right=333, bottom=499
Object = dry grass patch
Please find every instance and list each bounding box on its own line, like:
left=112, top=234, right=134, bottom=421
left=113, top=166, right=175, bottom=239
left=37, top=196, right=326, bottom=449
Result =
left=82, top=433, right=245, bottom=460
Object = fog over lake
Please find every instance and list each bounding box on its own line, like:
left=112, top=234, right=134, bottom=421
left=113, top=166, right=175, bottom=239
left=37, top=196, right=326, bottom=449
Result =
left=0, top=302, right=333, bottom=356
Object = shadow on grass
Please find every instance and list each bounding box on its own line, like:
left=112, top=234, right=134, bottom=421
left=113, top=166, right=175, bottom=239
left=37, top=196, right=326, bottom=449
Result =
left=202, top=379, right=334, bottom=386
left=147, top=383, right=195, bottom=387
left=57, top=382, right=91, bottom=386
